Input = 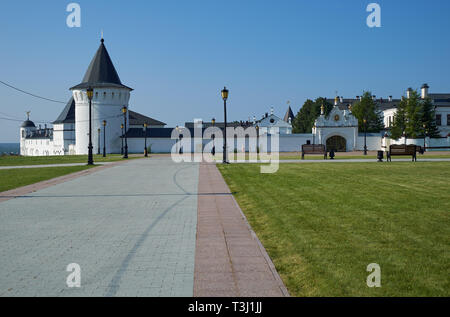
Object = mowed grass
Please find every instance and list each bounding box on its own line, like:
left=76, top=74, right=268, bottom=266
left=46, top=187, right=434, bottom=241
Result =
left=0, top=165, right=93, bottom=192
left=0, top=154, right=142, bottom=166
left=217, top=162, right=450, bottom=296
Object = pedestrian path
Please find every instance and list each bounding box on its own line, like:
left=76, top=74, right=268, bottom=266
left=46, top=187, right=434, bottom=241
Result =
left=0, top=158, right=199, bottom=296
left=194, top=163, right=289, bottom=297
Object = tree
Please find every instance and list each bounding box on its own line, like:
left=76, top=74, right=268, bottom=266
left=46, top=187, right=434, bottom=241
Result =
left=421, top=97, right=440, bottom=138
left=292, top=97, right=332, bottom=133
left=390, top=89, right=440, bottom=141
left=390, top=97, right=407, bottom=140
left=351, top=91, right=384, bottom=133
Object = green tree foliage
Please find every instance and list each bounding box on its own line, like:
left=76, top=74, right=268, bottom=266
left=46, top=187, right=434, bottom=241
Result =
left=292, top=97, right=332, bottom=133
left=351, top=91, right=384, bottom=133
left=390, top=89, right=440, bottom=140
left=421, top=98, right=440, bottom=138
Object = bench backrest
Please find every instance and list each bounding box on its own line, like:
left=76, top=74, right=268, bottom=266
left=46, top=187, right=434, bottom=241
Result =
left=302, top=144, right=326, bottom=152
left=390, top=145, right=416, bottom=154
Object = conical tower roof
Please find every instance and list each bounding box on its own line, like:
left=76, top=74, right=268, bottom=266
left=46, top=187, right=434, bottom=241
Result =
left=283, top=106, right=295, bottom=123
left=70, top=39, right=132, bottom=91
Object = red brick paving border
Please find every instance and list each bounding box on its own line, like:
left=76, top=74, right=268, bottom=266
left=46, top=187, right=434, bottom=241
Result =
left=0, top=161, right=126, bottom=203
left=194, top=163, right=289, bottom=297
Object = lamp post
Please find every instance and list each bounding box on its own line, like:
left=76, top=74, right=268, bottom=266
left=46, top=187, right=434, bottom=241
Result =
left=97, top=128, right=101, bottom=155
left=86, top=87, right=94, bottom=165
left=363, top=118, right=368, bottom=155
left=312, top=124, right=316, bottom=146
left=423, top=124, right=427, bottom=152
left=256, top=125, right=259, bottom=154
left=143, top=123, right=148, bottom=157
left=102, top=120, right=107, bottom=157
left=211, top=118, right=216, bottom=156
left=221, top=87, right=229, bottom=164
left=120, top=123, right=124, bottom=155
left=122, top=106, right=128, bottom=159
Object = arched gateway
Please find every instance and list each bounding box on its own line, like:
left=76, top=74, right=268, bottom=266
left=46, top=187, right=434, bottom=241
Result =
left=326, top=135, right=346, bottom=152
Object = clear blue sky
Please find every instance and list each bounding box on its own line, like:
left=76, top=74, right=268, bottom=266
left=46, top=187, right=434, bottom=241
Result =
left=1, top=0, right=449, bottom=142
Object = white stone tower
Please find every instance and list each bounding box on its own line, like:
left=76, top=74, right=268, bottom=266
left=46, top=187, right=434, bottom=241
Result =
left=20, top=112, right=36, bottom=156
left=70, top=38, right=133, bottom=155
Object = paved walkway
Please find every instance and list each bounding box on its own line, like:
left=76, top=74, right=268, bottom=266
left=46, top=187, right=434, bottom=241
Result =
left=0, top=158, right=199, bottom=296
left=194, top=163, right=289, bottom=297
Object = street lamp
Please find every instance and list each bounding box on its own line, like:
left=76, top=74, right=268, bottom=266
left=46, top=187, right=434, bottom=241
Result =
left=97, top=128, right=101, bottom=155
left=143, top=123, right=148, bottom=157
left=86, top=87, right=94, bottom=165
left=122, top=106, right=128, bottom=159
left=221, top=87, right=229, bottom=164
left=102, top=120, right=107, bottom=157
left=256, top=125, right=259, bottom=154
left=363, top=118, right=368, bottom=155
left=211, top=118, right=216, bottom=156
left=312, top=124, right=316, bottom=146
left=423, top=123, right=427, bottom=152
left=120, top=123, right=124, bottom=155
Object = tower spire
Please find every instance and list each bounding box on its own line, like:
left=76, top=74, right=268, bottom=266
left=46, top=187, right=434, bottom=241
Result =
left=101, top=29, right=104, bottom=43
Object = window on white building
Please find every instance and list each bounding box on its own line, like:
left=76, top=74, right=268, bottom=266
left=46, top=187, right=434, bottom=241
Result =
left=436, top=114, right=442, bottom=126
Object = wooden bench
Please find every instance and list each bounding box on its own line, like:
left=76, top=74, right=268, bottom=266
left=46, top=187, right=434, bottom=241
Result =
left=387, top=145, right=418, bottom=162
left=301, top=144, right=327, bottom=160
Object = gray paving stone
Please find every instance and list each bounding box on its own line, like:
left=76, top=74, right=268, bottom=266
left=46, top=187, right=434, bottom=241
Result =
left=0, top=157, right=199, bottom=297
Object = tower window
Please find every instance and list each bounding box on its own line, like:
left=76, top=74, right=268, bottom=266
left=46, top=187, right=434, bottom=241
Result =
left=103, top=92, right=107, bottom=99
left=112, top=92, right=114, bottom=99
left=95, top=92, right=98, bottom=99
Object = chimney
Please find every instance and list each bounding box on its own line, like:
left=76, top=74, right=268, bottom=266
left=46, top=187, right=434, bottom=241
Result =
left=421, top=83, right=429, bottom=99
left=407, top=87, right=413, bottom=99
left=388, top=96, right=392, bottom=102
left=265, top=113, right=268, bottom=118
left=270, top=107, right=274, bottom=115
left=340, top=96, right=343, bottom=103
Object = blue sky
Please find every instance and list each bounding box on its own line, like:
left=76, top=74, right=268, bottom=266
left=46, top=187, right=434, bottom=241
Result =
left=1, top=0, right=449, bottom=142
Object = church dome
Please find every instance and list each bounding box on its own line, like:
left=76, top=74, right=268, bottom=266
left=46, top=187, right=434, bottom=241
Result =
left=21, top=120, right=36, bottom=128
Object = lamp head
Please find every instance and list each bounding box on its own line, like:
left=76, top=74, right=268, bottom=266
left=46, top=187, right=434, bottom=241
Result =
left=103, top=120, right=107, bottom=126
left=221, top=87, right=229, bottom=101
left=121, top=123, right=124, bottom=129
left=122, top=106, right=127, bottom=114
left=86, top=87, right=94, bottom=101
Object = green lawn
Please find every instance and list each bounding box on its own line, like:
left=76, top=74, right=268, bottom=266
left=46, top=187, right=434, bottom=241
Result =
left=0, top=165, right=94, bottom=192
left=0, top=154, right=143, bottom=166
left=218, top=162, right=450, bottom=296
